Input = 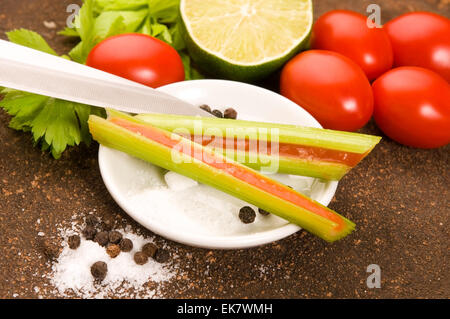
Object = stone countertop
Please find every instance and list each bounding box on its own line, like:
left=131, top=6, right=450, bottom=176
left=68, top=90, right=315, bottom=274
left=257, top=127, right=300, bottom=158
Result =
left=0, top=0, right=448, bottom=298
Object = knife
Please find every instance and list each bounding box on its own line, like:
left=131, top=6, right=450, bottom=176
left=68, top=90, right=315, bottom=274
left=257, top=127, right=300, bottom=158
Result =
left=0, top=39, right=210, bottom=116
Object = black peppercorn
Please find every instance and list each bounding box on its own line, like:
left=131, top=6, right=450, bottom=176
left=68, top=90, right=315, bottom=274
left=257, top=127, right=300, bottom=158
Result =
left=82, top=226, right=97, bottom=240
left=142, top=243, right=158, bottom=258
left=199, top=104, right=212, bottom=113
left=68, top=235, right=81, bottom=249
left=239, top=206, right=256, bottom=224
left=119, top=238, right=133, bottom=252
left=106, top=244, right=121, bottom=258
left=99, top=220, right=113, bottom=232
left=85, top=215, right=98, bottom=227
left=154, top=249, right=170, bottom=263
left=211, top=109, right=223, bottom=118
left=108, top=231, right=122, bottom=244
left=90, top=261, right=107, bottom=281
left=223, top=108, right=237, bottom=119
left=258, top=208, right=270, bottom=216
left=94, top=231, right=109, bottom=247
left=134, top=251, right=148, bottom=265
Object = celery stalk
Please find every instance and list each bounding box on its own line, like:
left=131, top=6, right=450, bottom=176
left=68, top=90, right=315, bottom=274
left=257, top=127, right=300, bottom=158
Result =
left=134, top=113, right=381, bottom=180
left=136, top=113, right=381, bottom=153
left=89, top=111, right=355, bottom=242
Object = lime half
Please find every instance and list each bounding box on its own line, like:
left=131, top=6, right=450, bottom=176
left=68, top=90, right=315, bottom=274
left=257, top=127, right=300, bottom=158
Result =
left=180, top=0, right=313, bottom=81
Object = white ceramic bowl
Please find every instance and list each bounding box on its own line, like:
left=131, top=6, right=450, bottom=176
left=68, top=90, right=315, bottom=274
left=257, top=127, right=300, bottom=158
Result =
left=98, top=79, right=338, bottom=249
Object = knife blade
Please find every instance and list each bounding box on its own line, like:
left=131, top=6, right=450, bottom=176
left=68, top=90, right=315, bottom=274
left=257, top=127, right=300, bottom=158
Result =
left=0, top=39, right=210, bottom=117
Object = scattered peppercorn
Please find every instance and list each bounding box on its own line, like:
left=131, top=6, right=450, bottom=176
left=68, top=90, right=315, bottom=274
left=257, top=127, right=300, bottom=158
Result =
left=223, top=108, right=237, bottom=119
left=154, top=249, right=170, bottom=263
left=142, top=243, right=158, bottom=258
left=239, top=206, right=256, bottom=224
left=90, top=261, right=107, bottom=281
left=68, top=235, right=81, bottom=249
left=119, top=238, right=133, bottom=252
left=100, top=218, right=116, bottom=231
left=82, top=225, right=97, bottom=240
left=199, top=104, right=212, bottom=113
left=100, top=219, right=114, bottom=232
left=108, top=230, right=122, bottom=244
left=211, top=109, right=223, bottom=118
left=106, top=244, right=121, bottom=258
left=94, top=231, right=109, bottom=247
left=134, top=251, right=148, bottom=265
left=258, top=208, right=271, bottom=216
left=85, top=215, right=98, bottom=227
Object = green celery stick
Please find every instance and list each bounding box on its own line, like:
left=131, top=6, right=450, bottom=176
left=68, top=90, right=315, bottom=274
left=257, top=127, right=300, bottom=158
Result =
left=135, top=113, right=381, bottom=153
left=134, top=113, right=381, bottom=180
left=89, top=110, right=355, bottom=242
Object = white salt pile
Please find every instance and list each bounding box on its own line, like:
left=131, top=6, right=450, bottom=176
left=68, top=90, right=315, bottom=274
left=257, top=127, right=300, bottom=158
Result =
left=127, top=185, right=289, bottom=236
left=164, top=171, right=198, bottom=191
left=126, top=173, right=324, bottom=237
left=47, top=224, right=178, bottom=298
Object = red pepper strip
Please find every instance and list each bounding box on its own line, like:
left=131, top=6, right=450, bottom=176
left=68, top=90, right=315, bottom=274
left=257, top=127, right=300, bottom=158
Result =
left=111, top=117, right=345, bottom=231
left=191, top=135, right=366, bottom=166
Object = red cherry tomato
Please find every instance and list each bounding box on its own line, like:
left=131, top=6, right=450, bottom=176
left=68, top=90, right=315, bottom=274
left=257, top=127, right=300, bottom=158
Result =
left=372, top=67, right=450, bottom=148
left=86, top=33, right=185, bottom=88
left=312, top=10, right=393, bottom=81
left=280, top=50, right=374, bottom=132
left=385, top=12, right=450, bottom=82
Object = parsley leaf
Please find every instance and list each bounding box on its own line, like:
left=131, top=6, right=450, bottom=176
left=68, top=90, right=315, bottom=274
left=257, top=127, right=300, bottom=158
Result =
left=94, top=0, right=148, bottom=12
left=0, top=89, right=48, bottom=131
left=6, top=29, right=58, bottom=56
left=69, top=0, right=96, bottom=63
left=58, top=27, right=80, bottom=37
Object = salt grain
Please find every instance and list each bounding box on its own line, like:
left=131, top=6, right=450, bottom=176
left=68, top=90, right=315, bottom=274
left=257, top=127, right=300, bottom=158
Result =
left=43, top=21, right=57, bottom=29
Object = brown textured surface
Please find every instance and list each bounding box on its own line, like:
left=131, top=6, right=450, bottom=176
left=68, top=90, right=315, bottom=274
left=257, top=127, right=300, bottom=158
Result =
left=0, top=0, right=449, bottom=299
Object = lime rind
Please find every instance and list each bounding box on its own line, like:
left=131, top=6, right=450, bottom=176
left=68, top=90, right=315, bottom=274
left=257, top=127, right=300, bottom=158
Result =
left=180, top=0, right=313, bottom=81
